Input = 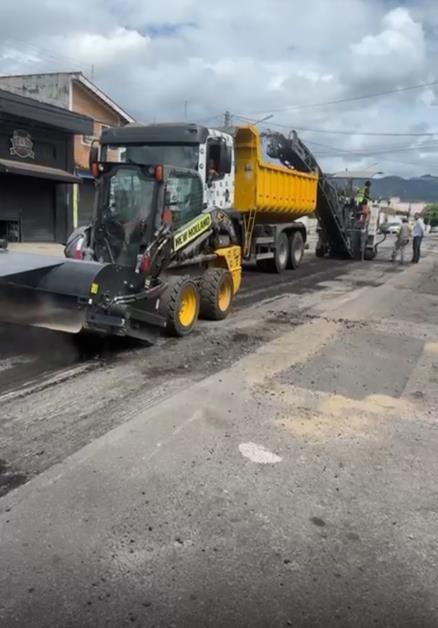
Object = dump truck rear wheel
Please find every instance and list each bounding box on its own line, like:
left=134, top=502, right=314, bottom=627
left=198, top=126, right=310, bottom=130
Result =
left=274, top=232, right=289, bottom=273
left=257, top=232, right=289, bottom=273
left=200, top=268, right=233, bottom=320
left=288, top=231, right=305, bottom=269
left=161, top=276, right=200, bottom=336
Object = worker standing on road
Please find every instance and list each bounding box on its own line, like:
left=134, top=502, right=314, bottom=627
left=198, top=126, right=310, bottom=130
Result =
left=412, top=213, right=425, bottom=263
left=391, top=217, right=410, bottom=264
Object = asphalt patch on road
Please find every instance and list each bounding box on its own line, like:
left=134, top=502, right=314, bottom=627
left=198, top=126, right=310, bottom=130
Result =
left=281, top=329, right=424, bottom=399
left=139, top=325, right=279, bottom=381
left=0, top=459, right=26, bottom=497
left=417, top=262, right=438, bottom=295
left=235, top=258, right=348, bottom=308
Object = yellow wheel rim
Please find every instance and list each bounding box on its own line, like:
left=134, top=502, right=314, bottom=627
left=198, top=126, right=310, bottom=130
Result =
left=218, top=278, right=232, bottom=312
left=178, top=284, right=198, bottom=327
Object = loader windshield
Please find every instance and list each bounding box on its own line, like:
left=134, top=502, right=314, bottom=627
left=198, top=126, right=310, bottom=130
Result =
left=102, top=166, right=157, bottom=267
left=103, top=144, right=199, bottom=170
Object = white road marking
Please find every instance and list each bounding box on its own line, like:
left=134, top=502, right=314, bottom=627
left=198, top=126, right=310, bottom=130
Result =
left=239, top=442, right=282, bottom=464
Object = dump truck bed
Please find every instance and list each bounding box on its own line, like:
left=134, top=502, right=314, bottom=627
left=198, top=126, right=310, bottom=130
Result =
left=233, top=125, right=318, bottom=219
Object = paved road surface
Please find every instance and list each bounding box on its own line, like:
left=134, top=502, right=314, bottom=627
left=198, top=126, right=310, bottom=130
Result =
left=0, top=242, right=402, bottom=495
left=1, top=238, right=437, bottom=627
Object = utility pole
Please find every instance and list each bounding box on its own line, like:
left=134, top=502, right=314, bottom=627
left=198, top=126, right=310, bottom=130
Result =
left=223, top=110, right=232, bottom=129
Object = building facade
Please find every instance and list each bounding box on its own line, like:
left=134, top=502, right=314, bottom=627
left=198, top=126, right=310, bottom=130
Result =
left=387, top=197, right=427, bottom=216
left=0, top=72, right=134, bottom=226
left=0, top=89, right=92, bottom=242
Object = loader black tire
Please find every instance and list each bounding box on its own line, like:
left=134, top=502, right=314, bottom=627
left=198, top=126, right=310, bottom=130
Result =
left=200, top=268, right=234, bottom=321
left=160, top=276, right=200, bottom=337
left=288, top=231, right=305, bottom=269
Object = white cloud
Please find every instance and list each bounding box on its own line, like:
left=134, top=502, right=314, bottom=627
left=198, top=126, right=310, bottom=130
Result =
left=61, top=29, right=153, bottom=67
left=351, top=8, right=427, bottom=81
left=0, top=0, right=437, bottom=176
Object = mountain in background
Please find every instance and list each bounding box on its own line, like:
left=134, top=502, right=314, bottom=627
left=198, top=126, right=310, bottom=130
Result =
left=332, top=175, right=438, bottom=202
left=369, top=175, right=438, bottom=202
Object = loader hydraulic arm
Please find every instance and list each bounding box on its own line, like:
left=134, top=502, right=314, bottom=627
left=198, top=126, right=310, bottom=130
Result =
left=138, top=208, right=238, bottom=283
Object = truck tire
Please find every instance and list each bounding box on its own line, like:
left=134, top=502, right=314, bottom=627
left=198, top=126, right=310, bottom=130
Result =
left=200, top=268, right=234, bottom=320
left=161, top=276, right=200, bottom=337
left=288, top=231, right=305, bottom=269
left=258, top=231, right=289, bottom=273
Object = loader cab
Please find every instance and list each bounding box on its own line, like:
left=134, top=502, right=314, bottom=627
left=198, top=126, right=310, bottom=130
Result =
left=92, top=157, right=204, bottom=268
left=93, top=163, right=161, bottom=267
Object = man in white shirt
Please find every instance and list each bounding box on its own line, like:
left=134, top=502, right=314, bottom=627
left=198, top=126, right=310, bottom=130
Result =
left=412, top=214, right=425, bottom=263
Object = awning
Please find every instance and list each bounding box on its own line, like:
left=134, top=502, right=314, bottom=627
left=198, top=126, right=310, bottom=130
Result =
left=0, top=158, right=82, bottom=183
left=0, top=88, right=94, bottom=135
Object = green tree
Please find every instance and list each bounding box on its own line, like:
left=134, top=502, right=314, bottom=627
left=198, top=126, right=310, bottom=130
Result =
left=423, top=204, right=438, bottom=227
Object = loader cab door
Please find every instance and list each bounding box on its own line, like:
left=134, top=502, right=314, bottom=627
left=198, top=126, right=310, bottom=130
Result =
left=99, top=165, right=159, bottom=267
left=163, top=170, right=204, bottom=230
left=203, top=132, right=234, bottom=209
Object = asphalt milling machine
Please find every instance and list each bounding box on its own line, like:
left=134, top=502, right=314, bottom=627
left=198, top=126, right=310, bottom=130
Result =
left=0, top=125, right=384, bottom=344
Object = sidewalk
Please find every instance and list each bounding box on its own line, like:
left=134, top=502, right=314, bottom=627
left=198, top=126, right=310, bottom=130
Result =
left=1, top=253, right=438, bottom=627
left=8, top=242, right=64, bottom=256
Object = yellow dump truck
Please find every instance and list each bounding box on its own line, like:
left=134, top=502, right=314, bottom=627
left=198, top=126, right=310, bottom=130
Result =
left=233, top=125, right=318, bottom=271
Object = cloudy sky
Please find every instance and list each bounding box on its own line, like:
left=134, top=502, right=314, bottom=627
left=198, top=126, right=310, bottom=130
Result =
left=1, top=0, right=438, bottom=176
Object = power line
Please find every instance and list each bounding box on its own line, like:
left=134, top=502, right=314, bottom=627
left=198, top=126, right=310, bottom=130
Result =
left=306, top=138, right=438, bottom=169
left=236, top=79, right=438, bottom=116
left=306, top=138, right=438, bottom=157
left=241, top=116, right=436, bottom=154
left=236, top=115, right=438, bottom=159
left=288, top=126, right=436, bottom=137
left=234, top=114, right=438, bottom=169
left=234, top=114, right=438, bottom=138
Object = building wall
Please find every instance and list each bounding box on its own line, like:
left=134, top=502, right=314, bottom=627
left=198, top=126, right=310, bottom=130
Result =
left=72, top=81, right=123, bottom=169
left=0, top=118, right=73, bottom=242
left=0, top=73, right=131, bottom=232
left=388, top=197, right=427, bottom=215
left=0, top=73, right=70, bottom=109
left=0, top=121, right=69, bottom=170
left=0, top=74, right=128, bottom=170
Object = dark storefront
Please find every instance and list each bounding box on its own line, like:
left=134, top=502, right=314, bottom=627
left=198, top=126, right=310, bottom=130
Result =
left=0, top=89, right=92, bottom=242
left=75, top=170, right=96, bottom=228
